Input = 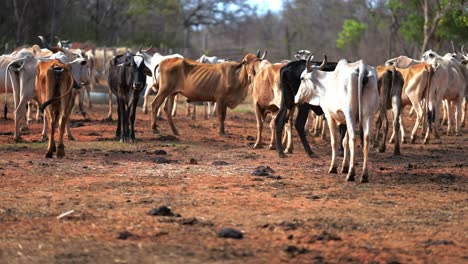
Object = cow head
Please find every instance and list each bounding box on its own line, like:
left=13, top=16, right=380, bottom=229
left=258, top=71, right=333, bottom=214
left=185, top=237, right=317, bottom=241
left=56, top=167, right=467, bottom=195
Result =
left=70, top=57, right=89, bottom=89
left=294, top=50, right=311, bottom=60
left=239, top=50, right=268, bottom=83
left=295, top=54, right=327, bottom=105
left=132, top=54, right=152, bottom=90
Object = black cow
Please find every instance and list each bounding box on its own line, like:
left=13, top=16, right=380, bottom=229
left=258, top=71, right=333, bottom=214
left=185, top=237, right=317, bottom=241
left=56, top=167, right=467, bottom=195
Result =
left=274, top=59, right=347, bottom=158
left=107, top=51, right=152, bottom=143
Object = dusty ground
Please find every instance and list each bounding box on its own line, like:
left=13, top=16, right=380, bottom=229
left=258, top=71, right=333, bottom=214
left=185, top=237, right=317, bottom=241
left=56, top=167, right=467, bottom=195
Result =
left=0, top=102, right=466, bottom=264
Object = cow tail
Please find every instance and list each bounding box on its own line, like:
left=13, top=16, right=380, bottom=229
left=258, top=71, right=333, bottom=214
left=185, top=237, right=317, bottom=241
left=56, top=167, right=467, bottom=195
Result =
left=425, top=65, right=434, bottom=132
left=357, top=65, right=364, bottom=127
left=3, top=65, right=9, bottom=119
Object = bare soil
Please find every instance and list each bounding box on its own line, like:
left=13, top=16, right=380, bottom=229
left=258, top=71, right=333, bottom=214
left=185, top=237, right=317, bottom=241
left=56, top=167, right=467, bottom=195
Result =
left=0, top=103, right=467, bottom=264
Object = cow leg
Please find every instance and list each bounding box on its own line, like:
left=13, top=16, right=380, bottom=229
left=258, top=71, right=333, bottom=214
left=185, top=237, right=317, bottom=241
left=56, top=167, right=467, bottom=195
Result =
left=284, top=107, right=295, bottom=154
left=338, top=124, right=347, bottom=157
left=129, top=92, right=140, bottom=143
left=391, top=98, right=401, bottom=155
left=78, top=88, right=89, bottom=119
left=446, top=100, right=454, bottom=136
left=35, top=102, right=42, bottom=123
left=41, top=114, right=48, bottom=141
left=14, top=96, right=29, bottom=142
left=171, top=94, right=178, bottom=117
left=345, top=121, right=356, bottom=182
left=326, top=117, right=338, bottom=174
left=119, top=98, right=129, bottom=143
left=151, top=92, right=170, bottom=133
left=164, top=95, right=179, bottom=135
left=211, top=102, right=217, bottom=117
left=45, top=110, right=56, bottom=158
left=373, top=116, right=382, bottom=148
left=204, top=102, right=209, bottom=120
left=186, top=101, right=191, bottom=117
left=441, top=100, right=448, bottom=126
left=340, top=132, right=349, bottom=174
left=461, top=97, right=466, bottom=128
left=275, top=105, right=290, bottom=158
left=268, top=115, right=277, bottom=150
left=85, top=83, right=92, bottom=110
left=409, top=101, right=423, bottom=143
left=57, top=100, right=73, bottom=158
left=455, top=98, right=463, bottom=136
left=360, top=117, right=371, bottom=183
left=253, top=103, right=264, bottom=149
left=216, top=102, right=227, bottom=136
left=27, top=101, right=34, bottom=125
left=115, top=98, right=122, bottom=139
left=191, top=103, right=196, bottom=120
left=379, top=111, right=388, bottom=153
left=106, top=89, right=113, bottom=121
left=320, top=118, right=327, bottom=140
left=295, top=104, right=313, bottom=157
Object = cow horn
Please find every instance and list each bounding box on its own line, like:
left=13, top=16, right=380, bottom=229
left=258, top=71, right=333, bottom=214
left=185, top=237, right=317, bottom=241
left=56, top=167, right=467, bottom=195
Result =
left=256, top=49, right=261, bottom=58
left=462, top=45, right=465, bottom=55
left=318, top=55, right=327, bottom=70
left=142, top=46, right=152, bottom=53
left=451, top=41, right=455, bottom=53
left=260, top=49, right=268, bottom=60
left=38, top=36, right=52, bottom=50
left=306, top=54, right=314, bottom=72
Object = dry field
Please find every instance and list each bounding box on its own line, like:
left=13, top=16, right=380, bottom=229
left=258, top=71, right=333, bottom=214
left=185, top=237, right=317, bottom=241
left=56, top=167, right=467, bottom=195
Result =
left=0, top=102, right=467, bottom=264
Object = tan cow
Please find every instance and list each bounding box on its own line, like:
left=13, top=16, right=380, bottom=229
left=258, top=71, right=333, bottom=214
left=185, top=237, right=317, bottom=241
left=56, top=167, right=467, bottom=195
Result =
left=35, top=59, right=75, bottom=158
left=151, top=53, right=264, bottom=136
left=251, top=61, right=288, bottom=150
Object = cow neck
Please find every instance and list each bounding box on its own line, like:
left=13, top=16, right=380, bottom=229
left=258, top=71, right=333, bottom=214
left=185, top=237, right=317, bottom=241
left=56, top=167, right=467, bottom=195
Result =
left=311, top=70, right=332, bottom=96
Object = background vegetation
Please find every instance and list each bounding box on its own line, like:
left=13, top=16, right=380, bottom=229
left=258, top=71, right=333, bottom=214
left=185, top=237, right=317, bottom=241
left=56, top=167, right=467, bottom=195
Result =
left=1, top=0, right=466, bottom=65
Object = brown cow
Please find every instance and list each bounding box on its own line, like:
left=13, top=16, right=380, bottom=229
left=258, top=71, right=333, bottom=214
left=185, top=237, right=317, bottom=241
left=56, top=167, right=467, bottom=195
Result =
left=35, top=59, right=75, bottom=158
left=251, top=61, right=288, bottom=150
left=151, top=53, right=265, bottom=136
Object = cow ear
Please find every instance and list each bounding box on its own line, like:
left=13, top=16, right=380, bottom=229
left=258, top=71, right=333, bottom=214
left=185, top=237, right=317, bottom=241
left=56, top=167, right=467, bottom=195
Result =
left=144, top=66, right=153, bottom=77
left=9, top=60, right=24, bottom=72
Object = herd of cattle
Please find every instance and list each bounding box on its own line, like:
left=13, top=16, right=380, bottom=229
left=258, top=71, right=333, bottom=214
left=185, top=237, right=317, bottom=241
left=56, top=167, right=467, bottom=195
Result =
left=1, top=36, right=467, bottom=183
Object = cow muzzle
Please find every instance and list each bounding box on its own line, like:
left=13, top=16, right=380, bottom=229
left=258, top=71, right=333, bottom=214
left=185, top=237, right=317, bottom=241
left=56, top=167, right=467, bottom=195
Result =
left=133, top=82, right=144, bottom=90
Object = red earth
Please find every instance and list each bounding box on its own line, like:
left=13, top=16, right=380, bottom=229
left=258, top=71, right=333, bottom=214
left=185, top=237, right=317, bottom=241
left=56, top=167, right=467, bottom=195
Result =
left=0, top=101, right=466, bottom=263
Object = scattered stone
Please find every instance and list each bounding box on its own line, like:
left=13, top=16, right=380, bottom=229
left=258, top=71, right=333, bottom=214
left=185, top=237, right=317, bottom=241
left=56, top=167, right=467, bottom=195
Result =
left=279, top=220, right=303, bottom=231
left=147, top=206, right=180, bottom=217
left=454, top=163, right=463, bottom=168
left=69, top=122, right=85, bottom=128
left=217, top=227, right=243, bottom=239
left=423, top=239, right=454, bottom=246
left=406, top=163, right=414, bottom=170
left=153, top=149, right=167, bottom=155
left=80, top=149, right=87, bottom=154
left=309, top=230, right=341, bottom=243
left=283, top=245, right=310, bottom=257
left=189, top=158, right=198, bottom=165
left=252, top=166, right=274, bottom=176
left=0, top=172, right=4, bottom=176
left=307, top=195, right=321, bottom=200
left=155, top=135, right=179, bottom=141
left=212, top=160, right=229, bottom=166
left=87, top=132, right=101, bottom=136
left=287, top=234, right=294, bottom=240
left=96, top=137, right=114, bottom=142
left=117, top=231, right=135, bottom=240
left=246, top=135, right=255, bottom=141
left=154, top=157, right=171, bottom=164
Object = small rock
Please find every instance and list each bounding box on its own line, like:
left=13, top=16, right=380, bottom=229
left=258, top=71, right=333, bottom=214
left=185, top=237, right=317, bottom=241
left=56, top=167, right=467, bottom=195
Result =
left=80, top=149, right=87, bottom=154
left=283, top=245, right=310, bottom=257
left=309, top=230, right=341, bottom=243
left=153, top=149, right=167, bottom=155
left=147, top=206, right=180, bottom=217
left=217, top=227, right=243, bottom=239
left=423, top=239, right=454, bottom=246
left=69, top=122, right=85, bottom=128
left=180, top=217, right=199, bottom=225
left=252, top=166, right=274, bottom=176
left=155, top=135, right=179, bottom=141
left=212, top=160, right=229, bottom=166
left=87, top=132, right=101, bottom=136
left=117, top=231, right=134, bottom=240
left=246, top=135, right=255, bottom=141
left=307, top=195, right=321, bottom=200
left=287, top=234, right=294, bottom=240
left=189, top=158, right=198, bottom=165
left=154, top=157, right=171, bottom=164
left=406, top=163, right=413, bottom=170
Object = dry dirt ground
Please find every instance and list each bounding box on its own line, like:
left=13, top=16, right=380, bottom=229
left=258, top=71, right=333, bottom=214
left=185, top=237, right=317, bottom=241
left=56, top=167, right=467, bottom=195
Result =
left=0, top=102, right=466, bottom=264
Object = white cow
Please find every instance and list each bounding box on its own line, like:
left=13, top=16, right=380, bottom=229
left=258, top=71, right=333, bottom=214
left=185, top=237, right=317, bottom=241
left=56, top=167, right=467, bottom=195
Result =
left=295, top=55, right=379, bottom=183
left=136, top=51, right=183, bottom=116
left=6, top=52, right=88, bottom=142
left=422, top=50, right=466, bottom=136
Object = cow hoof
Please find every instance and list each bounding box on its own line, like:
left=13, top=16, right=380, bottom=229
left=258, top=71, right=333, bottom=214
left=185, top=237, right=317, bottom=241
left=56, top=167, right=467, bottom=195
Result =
left=455, top=132, right=462, bottom=136
left=278, top=152, right=287, bottom=158
left=253, top=143, right=262, bottom=149
left=20, top=126, right=29, bottom=132
left=268, top=145, right=276, bottom=150
left=285, top=148, right=293, bottom=154
left=57, top=144, right=65, bottom=158
left=401, top=138, right=407, bottom=144
left=378, top=146, right=386, bottom=153
left=14, top=137, right=23, bottom=143
left=104, top=117, right=113, bottom=122
left=389, top=138, right=395, bottom=144
left=143, top=108, right=148, bottom=115
left=393, top=149, right=401, bottom=156
left=41, top=135, right=48, bottom=142
left=340, top=166, right=349, bottom=174
left=328, top=166, right=338, bottom=174
left=423, top=138, right=429, bottom=144
left=45, top=152, right=53, bottom=158
left=360, top=173, right=369, bottom=183
left=68, top=135, right=75, bottom=141
left=434, top=134, right=440, bottom=139
left=410, top=137, right=416, bottom=144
